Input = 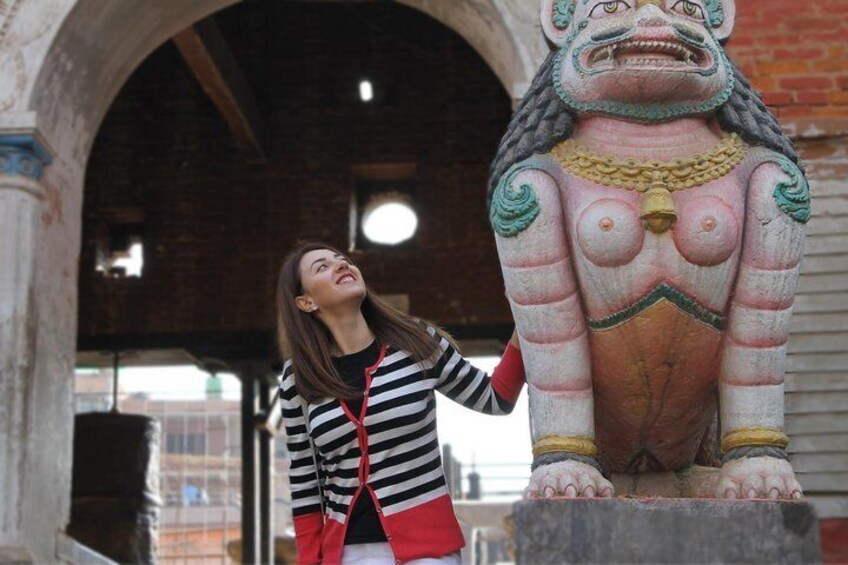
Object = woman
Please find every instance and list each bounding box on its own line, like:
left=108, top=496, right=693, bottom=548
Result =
left=276, top=242, right=524, bottom=565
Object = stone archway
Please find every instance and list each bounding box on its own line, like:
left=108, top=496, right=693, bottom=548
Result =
left=399, top=0, right=546, bottom=101
left=0, top=0, right=542, bottom=560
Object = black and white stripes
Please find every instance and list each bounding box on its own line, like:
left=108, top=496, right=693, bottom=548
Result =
left=279, top=332, right=517, bottom=525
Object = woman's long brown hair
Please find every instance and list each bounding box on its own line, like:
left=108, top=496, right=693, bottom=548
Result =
left=276, top=242, right=452, bottom=402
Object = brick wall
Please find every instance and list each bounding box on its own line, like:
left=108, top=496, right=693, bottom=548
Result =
left=728, top=0, right=848, bottom=138
left=78, top=1, right=513, bottom=344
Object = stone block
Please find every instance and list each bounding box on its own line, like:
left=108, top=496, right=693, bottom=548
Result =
left=513, top=498, right=822, bottom=564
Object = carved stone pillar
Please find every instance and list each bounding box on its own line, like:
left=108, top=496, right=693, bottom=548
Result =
left=0, top=132, right=52, bottom=559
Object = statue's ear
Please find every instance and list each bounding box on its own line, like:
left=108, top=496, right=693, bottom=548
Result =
left=541, top=0, right=576, bottom=47
left=711, top=0, right=736, bottom=42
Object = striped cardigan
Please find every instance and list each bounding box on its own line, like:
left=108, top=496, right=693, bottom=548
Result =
left=279, top=331, right=524, bottom=564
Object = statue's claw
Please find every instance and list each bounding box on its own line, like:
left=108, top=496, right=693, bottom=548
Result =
left=715, top=457, right=803, bottom=500
left=524, top=460, right=614, bottom=499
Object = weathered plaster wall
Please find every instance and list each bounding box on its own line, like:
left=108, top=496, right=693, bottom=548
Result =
left=3, top=1, right=236, bottom=561
left=1, top=1, right=77, bottom=560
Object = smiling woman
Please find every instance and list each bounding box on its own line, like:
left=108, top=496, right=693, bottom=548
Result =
left=274, top=242, right=524, bottom=565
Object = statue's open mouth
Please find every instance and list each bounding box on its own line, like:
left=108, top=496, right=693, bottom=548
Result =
left=586, top=38, right=708, bottom=70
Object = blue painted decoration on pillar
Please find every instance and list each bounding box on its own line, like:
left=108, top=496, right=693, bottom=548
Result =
left=0, top=134, right=53, bottom=180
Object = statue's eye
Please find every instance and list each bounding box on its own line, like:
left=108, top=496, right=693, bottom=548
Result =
left=671, top=1, right=705, bottom=20
left=589, top=1, right=631, bottom=18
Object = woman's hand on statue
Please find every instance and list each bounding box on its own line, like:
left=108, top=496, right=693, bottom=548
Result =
left=524, top=460, right=614, bottom=499
left=716, top=457, right=803, bottom=500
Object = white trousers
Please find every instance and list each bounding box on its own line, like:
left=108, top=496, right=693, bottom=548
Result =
left=340, top=542, right=462, bottom=565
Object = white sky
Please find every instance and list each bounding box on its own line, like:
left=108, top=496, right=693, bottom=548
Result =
left=434, top=356, right=531, bottom=498
left=76, top=365, right=243, bottom=400
left=76, top=356, right=532, bottom=498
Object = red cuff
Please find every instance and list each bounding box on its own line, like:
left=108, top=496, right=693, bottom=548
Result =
left=293, top=512, right=324, bottom=564
left=491, top=342, right=525, bottom=404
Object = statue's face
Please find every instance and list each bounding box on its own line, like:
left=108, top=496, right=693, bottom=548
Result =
left=547, top=0, right=735, bottom=121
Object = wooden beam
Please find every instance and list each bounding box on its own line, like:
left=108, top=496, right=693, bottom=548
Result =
left=173, top=19, right=268, bottom=163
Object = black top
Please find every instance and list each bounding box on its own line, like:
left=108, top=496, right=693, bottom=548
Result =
left=332, top=340, right=387, bottom=545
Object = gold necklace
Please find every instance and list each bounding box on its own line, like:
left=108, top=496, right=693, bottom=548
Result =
left=551, top=133, right=747, bottom=233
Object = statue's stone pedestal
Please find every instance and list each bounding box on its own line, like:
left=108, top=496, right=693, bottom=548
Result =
left=513, top=498, right=822, bottom=564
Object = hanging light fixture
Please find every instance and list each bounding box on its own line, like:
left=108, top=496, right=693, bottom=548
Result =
left=361, top=193, right=418, bottom=245
left=359, top=79, right=374, bottom=102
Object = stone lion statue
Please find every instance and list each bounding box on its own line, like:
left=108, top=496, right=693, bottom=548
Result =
left=489, top=0, right=809, bottom=500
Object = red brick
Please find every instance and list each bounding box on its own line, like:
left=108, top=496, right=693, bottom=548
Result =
left=750, top=76, right=776, bottom=92
left=818, top=0, right=848, bottom=13
left=756, top=60, right=810, bottom=75
left=738, top=62, right=757, bottom=77
left=762, top=91, right=794, bottom=106
left=795, top=91, right=830, bottom=105
left=774, top=48, right=824, bottom=60
left=807, top=29, right=848, bottom=43
left=778, top=106, right=816, bottom=119
left=784, top=16, right=842, bottom=33
left=828, top=45, right=846, bottom=59
left=810, top=106, right=848, bottom=118
left=746, top=35, right=797, bottom=47
left=779, top=76, right=834, bottom=90
left=813, top=60, right=848, bottom=74
left=726, top=36, right=754, bottom=48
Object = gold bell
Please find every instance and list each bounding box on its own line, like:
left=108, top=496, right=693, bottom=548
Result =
left=640, top=172, right=676, bottom=233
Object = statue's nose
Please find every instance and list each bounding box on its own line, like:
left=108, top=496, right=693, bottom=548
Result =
left=635, top=2, right=669, bottom=27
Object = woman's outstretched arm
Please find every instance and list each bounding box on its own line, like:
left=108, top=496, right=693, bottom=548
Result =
left=429, top=327, right=525, bottom=414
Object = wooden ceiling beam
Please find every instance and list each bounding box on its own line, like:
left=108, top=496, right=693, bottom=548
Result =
left=174, top=18, right=268, bottom=163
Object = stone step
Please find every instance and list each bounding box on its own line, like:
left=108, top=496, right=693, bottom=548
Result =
left=513, top=498, right=822, bottom=564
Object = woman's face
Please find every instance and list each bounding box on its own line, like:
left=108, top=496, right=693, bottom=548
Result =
left=296, top=248, right=367, bottom=314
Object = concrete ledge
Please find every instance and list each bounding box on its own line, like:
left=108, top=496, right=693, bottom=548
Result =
left=514, top=498, right=822, bottom=564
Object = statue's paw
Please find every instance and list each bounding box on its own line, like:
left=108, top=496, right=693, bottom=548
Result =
left=524, top=460, right=614, bottom=499
left=716, top=457, right=803, bottom=500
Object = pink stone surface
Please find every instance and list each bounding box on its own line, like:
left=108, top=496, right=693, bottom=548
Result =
left=673, top=196, right=740, bottom=266
left=590, top=301, right=723, bottom=472
left=577, top=199, right=644, bottom=267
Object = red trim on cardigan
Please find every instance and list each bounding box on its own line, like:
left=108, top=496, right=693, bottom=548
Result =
left=490, top=342, right=524, bottom=404
left=381, top=494, right=466, bottom=563
left=321, top=492, right=466, bottom=564
left=319, top=517, right=345, bottom=564
left=293, top=512, right=324, bottom=565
